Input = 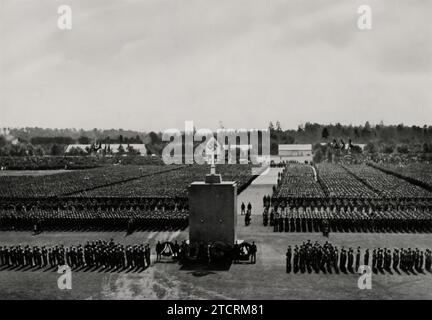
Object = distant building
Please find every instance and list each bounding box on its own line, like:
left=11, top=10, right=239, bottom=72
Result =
left=320, top=142, right=366, bottom=151
left=277, top=144, right=312, bottom=163
left=202, top=137, right=254, bottom=164
left=65, top=144, right=147, bottom=156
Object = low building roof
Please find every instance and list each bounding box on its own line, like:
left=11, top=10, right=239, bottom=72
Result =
left=278, top=144, right=312, bottom=151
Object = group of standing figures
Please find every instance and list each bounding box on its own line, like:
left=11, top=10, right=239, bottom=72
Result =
left=0, top=239, right=152, bottom=271
left=262, top=207, right=331, bottom=235
left=241, top=202, right=252, bottom=226
left=285, top=240, right=432, bottom=274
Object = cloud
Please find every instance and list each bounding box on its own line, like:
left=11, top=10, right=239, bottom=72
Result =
left=0, top=0, right=431, bottom=131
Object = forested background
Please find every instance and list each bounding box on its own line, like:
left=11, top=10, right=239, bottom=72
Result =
left=1, top=122, right=431, bottom=162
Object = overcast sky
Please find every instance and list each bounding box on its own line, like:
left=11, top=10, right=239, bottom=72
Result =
left=0, top=0, right=431, bottom=131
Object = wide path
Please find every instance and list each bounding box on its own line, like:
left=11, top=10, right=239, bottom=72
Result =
left=237, top=167, right=283, bottom=216
left=236, top=167, right=283, bottom=237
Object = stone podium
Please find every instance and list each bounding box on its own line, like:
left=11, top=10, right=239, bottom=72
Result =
left=188, top=171, right=237, bottom=245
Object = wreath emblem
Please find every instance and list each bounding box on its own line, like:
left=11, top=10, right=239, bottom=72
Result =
left=161, top=241, right=174, bottom=257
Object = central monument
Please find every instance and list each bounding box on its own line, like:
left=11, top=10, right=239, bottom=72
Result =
left=188, top=163, right=237, bottom=245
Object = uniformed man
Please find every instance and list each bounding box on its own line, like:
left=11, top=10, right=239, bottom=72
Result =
left=347, top=248, right=354, bottom=273
left=286, top=246, right=292, bottom=273
left=250, top=242, right=257, bottom=264
left=156, top=241, right=163, bottom=262
left=355, top=247, right=361, bottom=272
left=393, top=249, right=399, bottom=270
left=293, top=246, right=299, bottom=273
left=145, top=244, right=151, bottom=267
left=233, top=241, right=240, bottom=264
left=363, top=249, right=369, bottom=266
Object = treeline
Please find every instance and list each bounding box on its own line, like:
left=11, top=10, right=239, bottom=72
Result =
left=0, top=137, right=147, bottom=157
left=1, top=122, right=432, bottom=158
left=28, top=135, right=144, bottom=146
left=4, top=122, right=432, bottom=145
left=3, top=128, right=147, bottom=143
left=0, top=127, right=149, bottom=157
left=268, top=121, right=432, bottom=156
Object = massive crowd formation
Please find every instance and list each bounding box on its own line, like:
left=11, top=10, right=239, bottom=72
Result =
left=0, top=197, right=190, bottom=211
left=273, top=164, right=325, bottom=198
left=316, top=163, right=378, bottom=198
left=264, top=206, right=432, bottom=233
left=371, top=163, right=432, bottom=191
left=268, top=163, right=432, bottom=233
left=285, top=241, right=432, bottom=274
left=0, top=164, right=256, bottom=230
left=1, top=161, right=432, bottom=235
left=342, top=165, right=432, bottom=198
left=0, top=208, right=189, bottom=232
left=76, top=164, right=253, bottom=198
left=0, top=156, right=101, bottom=170
left=0, top=165, right=177, bottom=198
left=0, top=155, right=164, bottom=170
left=0, top=164, right=254, bottom=199
left=273, top=163, right=432, bottom=201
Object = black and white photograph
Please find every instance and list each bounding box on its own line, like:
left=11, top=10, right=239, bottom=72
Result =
left=0, top=0, right=431, bottom=309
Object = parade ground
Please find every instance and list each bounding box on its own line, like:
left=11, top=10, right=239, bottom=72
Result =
left=1, top=230, right=432, bottom=300
left=1, top=168, right=432, bottom=300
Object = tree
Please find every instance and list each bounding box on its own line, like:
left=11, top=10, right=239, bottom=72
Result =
left=382, top=144, right=394, bottom=154
left=26, top=145, right=35, bottom=156
left=313, top=147, right=325, bottom=163
left=354, top=128, right=360, bottom=139
left=117, top=144, right=125, bottom=155
left=281, top=135, right=295, bottom=144
left=148, top=132, right=161, bottom=144
left=297, top=124, right=304, bottom=132
left=397, top=144, right=409, bottom=154
left=0, top=136, right=6, bottom=147
left=350, top=145, right=362, bottom=154
left=135, top=135, right=143, bottom=143
left=364, top=142, right=377, bottom=154
left=77, top=136, right=91, bottom=144
left=50, top=144, right=63, bottom=156
left=322, top=127, right=329, bottom=140
left=268, top=122, right=275, bottom=131
left=66, top=147, right=87, bottom=156
left=31, top=136, right=75, bottom=145
left=276, top=121, right=282, bottom=131
left=34, top=146, right=44, bottom=156
left=362, top=121, right=371, bottom=139
left=270, top=142, right=278, bottom=155
left=9, top=144, right=27, bottom=156
left=127, top=145, right=140, bottom=155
